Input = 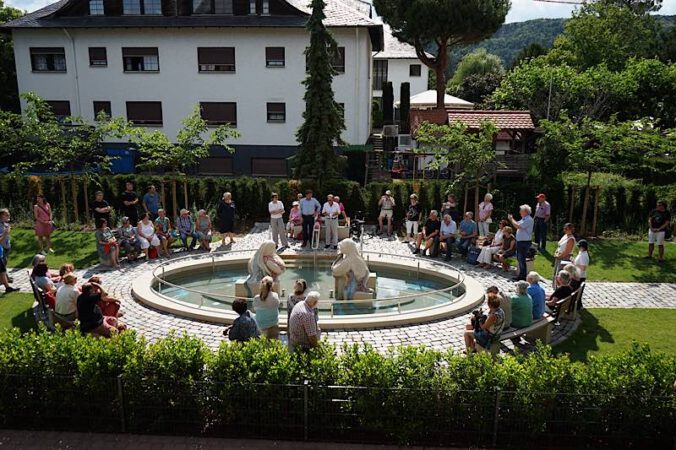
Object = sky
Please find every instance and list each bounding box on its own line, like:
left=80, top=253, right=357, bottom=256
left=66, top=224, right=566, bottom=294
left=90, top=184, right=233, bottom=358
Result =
left=5, top=0, right=676, bottom=22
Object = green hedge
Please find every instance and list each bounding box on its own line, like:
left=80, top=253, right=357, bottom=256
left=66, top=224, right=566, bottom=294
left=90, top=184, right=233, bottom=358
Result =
left=0, top=329, right=673, bottom=446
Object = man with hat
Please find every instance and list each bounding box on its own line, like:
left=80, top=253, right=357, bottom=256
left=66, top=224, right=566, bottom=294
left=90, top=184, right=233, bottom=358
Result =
left=378, top=189, right=396, bottom=237
left=534, top=193, right=551, bottom=253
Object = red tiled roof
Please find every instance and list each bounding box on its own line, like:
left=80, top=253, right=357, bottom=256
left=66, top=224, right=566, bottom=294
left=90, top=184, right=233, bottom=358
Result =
left=410, top=108, right=449, bottom=132
left=447, top=110, right=535, bottom=130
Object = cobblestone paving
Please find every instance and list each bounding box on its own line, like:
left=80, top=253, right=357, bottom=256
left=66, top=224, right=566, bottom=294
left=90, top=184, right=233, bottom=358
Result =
left=8, top=224, right=675, bottom=353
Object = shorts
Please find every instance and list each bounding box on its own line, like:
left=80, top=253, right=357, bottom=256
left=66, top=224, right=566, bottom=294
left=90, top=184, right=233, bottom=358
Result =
left=379, top=209, right=393, bottom=219
left=648, top=229, right=665, bottom=245
left=474, top=329, right=493, bottom=349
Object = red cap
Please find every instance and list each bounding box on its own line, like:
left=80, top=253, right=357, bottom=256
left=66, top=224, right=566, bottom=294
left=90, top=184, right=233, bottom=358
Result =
left=536, top=193, right=546, bottom=199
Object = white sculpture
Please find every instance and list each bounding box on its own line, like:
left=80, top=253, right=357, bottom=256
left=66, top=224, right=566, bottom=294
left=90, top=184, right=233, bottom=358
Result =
left=331, top=238, right=374, bottom=300
left=245, top=240, right=286, bottom=296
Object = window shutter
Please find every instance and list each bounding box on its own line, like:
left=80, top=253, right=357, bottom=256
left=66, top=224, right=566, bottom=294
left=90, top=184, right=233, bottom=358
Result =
left=126, top=101, right=163, bottom=124
left=122, top=47, right=158, bottom=57
left=46, top=101, right=71, bottom=117
left=200, top=102, right=237, bottom=125
left=197, top=47, right=234, bottom=64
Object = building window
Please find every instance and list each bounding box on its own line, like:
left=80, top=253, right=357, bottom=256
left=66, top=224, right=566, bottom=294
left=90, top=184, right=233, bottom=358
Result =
left=144, top=0, right=162, bottom=14
left=88, top=47, right=107, bottom=67
left=194, top=0, right=232, bottom=14
left=199, top=157, right=233, bottom=175
left=123, top=47, right=159, bottom=72
left=249, top=0, right=255, bottom=14
left=265, top=47, right=284, bottom=67
left=46, top=101, right=71, bottom=120
left=409, top=64, right=421, bottom=77
left=93, top=101, right=112, bottom=118
left=197, top=47, right=235, bottom=72
left=30, top=47, right=66, bottom=72
left=373, top=59, right=388, bottom=90
left=267, top=103, right=285, bottom=123
left=262, top=0, right=269, bottom=14
left=89, top=0, right=104, bottom=15
left=200, top=102, right=237, bottom=126
left=193, top=0, right=210, bottom=13
left=123, top=0, right=141, bottom=14
left=126, top=101, right=163, bottom=125
left=214, top=0, right=233, bottom=13
left=332, top=47, right=345, bottom=73
left=251, top=158, right=286, bottom=176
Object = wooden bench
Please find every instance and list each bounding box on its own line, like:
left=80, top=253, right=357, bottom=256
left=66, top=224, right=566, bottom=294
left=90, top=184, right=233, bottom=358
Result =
left=480, top=315, right=556, bottom=356
left=551, top=282, right=586, bottom=322
left=28, top=272, right=54, bottom=332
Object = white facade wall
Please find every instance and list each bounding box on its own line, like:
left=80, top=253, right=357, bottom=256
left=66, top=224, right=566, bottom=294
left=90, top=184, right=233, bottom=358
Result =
left=372, top=57, right=428, bottom=103
left=13, top=26, right=373, bottom=147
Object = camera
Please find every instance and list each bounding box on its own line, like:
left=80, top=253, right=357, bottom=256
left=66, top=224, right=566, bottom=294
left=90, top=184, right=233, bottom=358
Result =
left=350, top=211, right=366, bottom=241
left=471, top=308, right=487, bottom=332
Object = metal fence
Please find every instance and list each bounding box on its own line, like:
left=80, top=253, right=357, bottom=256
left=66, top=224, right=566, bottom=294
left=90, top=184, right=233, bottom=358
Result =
left=1, top=375, right=673, bottom=448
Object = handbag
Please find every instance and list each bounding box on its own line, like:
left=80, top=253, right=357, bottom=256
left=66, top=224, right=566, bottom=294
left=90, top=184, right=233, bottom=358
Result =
left=466, top=246, right=481, bottom=265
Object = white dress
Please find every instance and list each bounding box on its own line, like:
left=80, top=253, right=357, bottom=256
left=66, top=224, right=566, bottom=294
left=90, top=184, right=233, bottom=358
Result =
left=477, top=229, right=504, bottom=264
left=574, top=251, right=589, bottom=279
left=137, top=221, right=160, bottom=249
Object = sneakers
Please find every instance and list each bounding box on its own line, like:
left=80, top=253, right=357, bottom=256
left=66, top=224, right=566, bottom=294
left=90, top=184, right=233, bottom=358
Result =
left=4, top=286, right=20, bottom=293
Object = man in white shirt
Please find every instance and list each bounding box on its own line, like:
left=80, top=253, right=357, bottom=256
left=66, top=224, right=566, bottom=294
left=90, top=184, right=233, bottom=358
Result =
left=322, top=194, right=341, bottom=249
left=440, top=214, right=457, bottom=261
left=268, top=193, right=288, bottom=250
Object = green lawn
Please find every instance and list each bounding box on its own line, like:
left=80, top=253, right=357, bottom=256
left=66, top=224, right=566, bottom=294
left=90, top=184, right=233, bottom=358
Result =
left=554, top=308, right=676, bottom=362
left=533, top=239, right=675, bottom=283
left=0, top=292, right=36, bottom=332
left=8, top=229, right=99, bottom=269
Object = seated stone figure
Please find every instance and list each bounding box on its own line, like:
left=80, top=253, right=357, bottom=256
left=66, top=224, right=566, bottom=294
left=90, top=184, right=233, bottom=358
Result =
left=245, top=240, right=286, bottom=297
left=331, top=238, right=374, bottom=301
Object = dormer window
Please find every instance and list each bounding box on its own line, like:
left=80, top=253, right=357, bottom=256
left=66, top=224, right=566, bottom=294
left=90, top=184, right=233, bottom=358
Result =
left=262, top=0, right=269, bottom=14
left=249, top=0, right=255, bottom=14
left=193, top=0, right=232, bottom=14
left=89, top=0, right=104, bottom=15
left=123, top=0, right=161, bottom=15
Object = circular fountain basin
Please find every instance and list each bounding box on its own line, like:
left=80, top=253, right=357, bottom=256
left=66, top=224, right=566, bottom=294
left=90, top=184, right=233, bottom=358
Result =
left=132, top=251, right=485, bottom=330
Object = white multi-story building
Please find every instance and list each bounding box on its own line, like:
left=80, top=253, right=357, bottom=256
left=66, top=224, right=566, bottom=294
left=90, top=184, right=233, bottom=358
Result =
left=5, top=0, right=383, bottom=175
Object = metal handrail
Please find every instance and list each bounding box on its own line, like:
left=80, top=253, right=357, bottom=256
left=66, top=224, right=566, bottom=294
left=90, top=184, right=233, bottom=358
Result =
left=150, top=248, right=466, bottom=310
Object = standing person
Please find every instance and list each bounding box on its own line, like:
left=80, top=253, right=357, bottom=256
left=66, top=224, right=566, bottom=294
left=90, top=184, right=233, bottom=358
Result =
left=646, top=200, right=671, bottom=265
left=154, top=209, right=174, bottom=257
left=574, top=240, right=590, bottom=283
left=120, top=181, right=139, bottom=226
left=508, top=205, right=534, bottom=282
left=288, top=291, right=321, bottom=353
left=413, top=210, right=441, bottom=256
left=268, top=193, right=288, bottom=251
left=0, top=208, right=12, bottom=276
left=217, top=192, right=236, bottom=246
left=286, top=201, right=302, bottom=240
left=142, top=185, right=161, bottom=221
left=552, top=223, right=576, bottom=285
left=477, top=193, right=494, bottom=238
left=404, top=194, right=421, bottom=243
left=34, top=194, right=55, bottom=254
left=299, top=190, right=321, bottom=248
left=441, top=193, right=461, bottom=225
left=253, top=276, right=280, bottom=339
left=457, top=212, right=478, bottom=256
left=439, top=214, right=457, bottom=261
left=533, top=193, right=551, bottom=253
left=377, top=190, right=395, bottom=236
left=177, top=209, right=199, bottom=251
left=95, top=218, right=120, bottom=269
left=195, top=209, right=213, bottom=251
left=136, top=212, right=160, bottom=259
left=322, top=194, right=340, bottom=250
left=91, top=191, right=112, bottom=227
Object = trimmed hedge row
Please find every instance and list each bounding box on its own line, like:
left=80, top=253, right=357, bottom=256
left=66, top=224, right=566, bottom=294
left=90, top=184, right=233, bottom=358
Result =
left=0, top=329, right=673, bottom=446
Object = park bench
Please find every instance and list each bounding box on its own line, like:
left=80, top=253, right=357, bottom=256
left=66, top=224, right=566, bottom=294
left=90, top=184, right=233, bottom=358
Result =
left=551, top=282, right=586, bottom=323
left=480, top=315, right=556, bottom=356
left=28, top=272, right=54, bottom=332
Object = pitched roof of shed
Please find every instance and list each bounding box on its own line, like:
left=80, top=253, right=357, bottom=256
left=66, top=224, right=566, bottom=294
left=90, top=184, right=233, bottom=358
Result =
left=447, top=110, right=535, bottom=130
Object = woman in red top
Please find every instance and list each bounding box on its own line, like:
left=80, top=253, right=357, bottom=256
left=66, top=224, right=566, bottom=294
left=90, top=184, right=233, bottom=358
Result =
left=34, top=194, right=54, bottom=255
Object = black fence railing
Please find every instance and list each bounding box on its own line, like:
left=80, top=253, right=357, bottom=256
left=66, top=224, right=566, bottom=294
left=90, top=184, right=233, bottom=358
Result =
left=1, top=375, right=673, bottom=448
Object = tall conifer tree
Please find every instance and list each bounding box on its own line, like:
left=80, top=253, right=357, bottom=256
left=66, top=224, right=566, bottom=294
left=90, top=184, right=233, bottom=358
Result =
left=294, top=0, right=345, bottom=183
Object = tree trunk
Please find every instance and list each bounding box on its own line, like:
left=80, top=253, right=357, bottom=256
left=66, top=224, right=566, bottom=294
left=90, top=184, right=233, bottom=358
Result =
left=83, top=180, right=90, bottom=227
left=568, top=186, right=576, bottom=224
left=60, top=178, right=67, bottom=225
left=463, top=184, right=469, bottom=214
left=474, top=179, right=480, bottom=219
left=183, top=179, right=188, bottom=210
left=592, top=187, right=601, bottom=237
left=70, top=176, right=79, bottom=224
left=435, top=43, right=448, bottom=109
left=580, top=172, right=592, bottom=235
left=171, top=178, right=178, bottom=220
left=160, top=181, right=166, bottom=212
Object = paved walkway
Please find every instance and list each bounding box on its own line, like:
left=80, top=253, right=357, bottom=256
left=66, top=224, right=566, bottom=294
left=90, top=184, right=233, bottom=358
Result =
left=8, top=225, right=675, bottom=353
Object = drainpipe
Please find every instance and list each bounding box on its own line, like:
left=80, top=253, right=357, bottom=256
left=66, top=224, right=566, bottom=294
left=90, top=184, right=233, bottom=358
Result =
left=62, top=28, right=82, bottom=117
left=355, top=27, right=361, bottom=143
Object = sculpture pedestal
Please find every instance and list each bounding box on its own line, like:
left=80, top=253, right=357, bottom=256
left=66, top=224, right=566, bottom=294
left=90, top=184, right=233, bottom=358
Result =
left=334, top=272, right=377, bottom=304
left=235, top=279, right=280, bottom=298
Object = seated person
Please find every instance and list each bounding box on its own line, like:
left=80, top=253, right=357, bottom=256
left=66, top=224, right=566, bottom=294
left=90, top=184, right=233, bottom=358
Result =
left=33, top=261, right=57, bottom=308
left=154, top=208, right=175, bottom=257
left=487, top=285, right=511, bottom=329
left=195, top=209, right=213, bottom=251
left=527, top=271, right=546, bottom=320
left=546, top=270, right=574, bottom=313
left=563, top=263, right=582, bottom=291
left=333, top=196, right=349, bottom=226
left=495, top=226, right=516, bottom=271
left=463, top=291, right=505, bottom=353
left=95, top=218, right=120, bottom=269
left=223, top=298, right=260, bottom=342
left=30, top=254, right=60, bottom=283
left=477, top=220, right=507, bottom=268
left=137, top=212, right=161, bottom=259
left=510, top=281, right=533, bottom=329
left=55, top=273, right=79, bottom=322
left=413, top=210, right=441, bottom=256
left=177, top=209, right=199, bottom=251
left=457, top=212, right=478, bottom=256
left=118, top=216, right=141, bottom=261
left=77, top=282, right=127, bottom=338
left=439, top=214, right=457, bottom=261
left=287, top=201, right=302, bottom=239
left=55, top=263, right=75, bottom=290
left=88, top=276, right=123, bottom=318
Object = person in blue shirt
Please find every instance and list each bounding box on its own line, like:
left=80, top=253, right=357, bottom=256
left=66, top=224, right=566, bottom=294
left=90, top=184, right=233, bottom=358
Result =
left=224, top=298, right=260, bottom=342
left=508, top=204, right=534, bottom=281
left=298, top=190, right=321, bottom=248
left=527, top=271, right=546, bottom=320
left=142, top=185, right=161, bottom=221
left=457, top=212, right=478, bottom=256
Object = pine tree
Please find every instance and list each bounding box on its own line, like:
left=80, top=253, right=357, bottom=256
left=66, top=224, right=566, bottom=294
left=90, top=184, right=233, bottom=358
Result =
left=294, top=0, right=345, bottom=184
